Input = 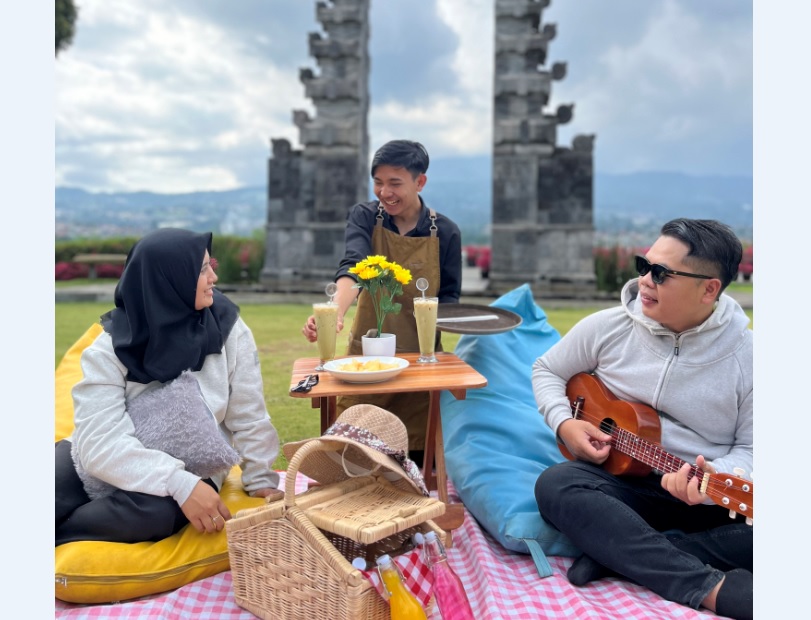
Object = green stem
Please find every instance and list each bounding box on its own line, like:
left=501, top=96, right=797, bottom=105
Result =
left=373, top=288, right=384, bottom=337
left=376, top=297, right=384, bottom=337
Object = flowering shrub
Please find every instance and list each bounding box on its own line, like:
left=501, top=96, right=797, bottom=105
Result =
left=594, top=246, right=638, bottom=293
left=54, top=238, right=139, bottom=263
left=95, top=263, right=125, bottom=279
left=55, top=236, right=262, bottom=283
left=55, top=262, right=89, bottom=281
left=54, top=261, right=124, bottom=281
left=349, top=255, right=412, bottom=337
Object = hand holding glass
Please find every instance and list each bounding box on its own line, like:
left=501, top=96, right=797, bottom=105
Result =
left=414, top=296, right=438, bottom=363
left=313, top=302, right=338, bottom=371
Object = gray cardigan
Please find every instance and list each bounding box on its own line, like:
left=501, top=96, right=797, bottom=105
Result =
left=532, top=279, right=753, bottom=480
left=70, top=317, right=280, bottom=506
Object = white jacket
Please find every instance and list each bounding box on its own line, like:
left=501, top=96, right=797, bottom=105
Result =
left=70, top=317, right=280, bottom=506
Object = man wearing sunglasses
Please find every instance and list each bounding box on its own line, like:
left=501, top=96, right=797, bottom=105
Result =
left=531, top=218, right=752, bottom=620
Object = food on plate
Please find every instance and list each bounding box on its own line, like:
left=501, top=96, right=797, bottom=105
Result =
left=337, top=358, right=400, bottom=372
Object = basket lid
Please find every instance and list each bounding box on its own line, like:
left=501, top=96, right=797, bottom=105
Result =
left=301, top=478, right=445, bottom=545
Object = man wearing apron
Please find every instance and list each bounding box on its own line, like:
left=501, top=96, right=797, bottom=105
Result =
left=302, top=140, right=462, bottom=464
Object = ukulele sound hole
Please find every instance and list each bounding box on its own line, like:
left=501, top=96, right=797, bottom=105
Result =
left=598, top=418, right=616, bottom=435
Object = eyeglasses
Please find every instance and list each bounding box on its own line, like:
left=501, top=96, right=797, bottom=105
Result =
left=290, top=374, right=319, bottom=393
left=634, top=255, right=712, bottom=285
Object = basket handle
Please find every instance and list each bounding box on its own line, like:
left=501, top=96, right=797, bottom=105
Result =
left=284, top=439, right=346, bottom=508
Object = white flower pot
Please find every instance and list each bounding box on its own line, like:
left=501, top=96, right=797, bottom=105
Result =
left=361, top=333, right=397, bottom=357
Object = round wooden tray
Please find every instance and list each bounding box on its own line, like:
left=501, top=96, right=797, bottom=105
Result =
left=435, top=303, right=522, bottom=335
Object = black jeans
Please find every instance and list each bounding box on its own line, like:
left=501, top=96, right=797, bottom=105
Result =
left=535, top=460, right=753, bottom=609
left=55, top=439, right=209, bottom=546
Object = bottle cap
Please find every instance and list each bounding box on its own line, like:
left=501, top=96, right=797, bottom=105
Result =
left=413, top=532, right=425, bottom=545
left=352, top=557, right=367, bottom=570
left=424, top=531, right=437, bottom=542
left=375, top=554, right=392, bottom=566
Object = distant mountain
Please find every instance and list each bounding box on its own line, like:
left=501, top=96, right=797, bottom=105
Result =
left=420, top=155, right=492, bottom=243
left=55, top=157, right=753, bottom=243
left=594, top=171, right=753, bottom=242
left=55, top=186, right=267, bottom=239
left=423, top=157, right=752, bottom=243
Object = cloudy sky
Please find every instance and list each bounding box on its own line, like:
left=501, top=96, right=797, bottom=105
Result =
left=55, top=0, right=752, bottom=193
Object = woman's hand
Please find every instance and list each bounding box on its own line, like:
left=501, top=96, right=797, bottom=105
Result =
left=557, top=418, right=612, bottom=465
left=661, top=455, right=714, bottom=505
left=180, top=480, right=232, bottom=533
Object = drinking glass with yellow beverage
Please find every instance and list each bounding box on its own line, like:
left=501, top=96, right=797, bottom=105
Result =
left=413, top=296, right=438, bottom=363
left=313, top=302, right=338, bottom=370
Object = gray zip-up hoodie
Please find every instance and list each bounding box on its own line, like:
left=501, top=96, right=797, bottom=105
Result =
left=532, top=279, right=753, bottom=480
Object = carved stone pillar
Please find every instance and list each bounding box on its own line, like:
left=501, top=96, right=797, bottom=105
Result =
left=491, top=0, right=597, bottom=297
left=261, top=0, right=370, bottom=291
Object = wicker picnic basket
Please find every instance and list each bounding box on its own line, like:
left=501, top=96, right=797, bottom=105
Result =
left=226, top=438, right=447, bottom=620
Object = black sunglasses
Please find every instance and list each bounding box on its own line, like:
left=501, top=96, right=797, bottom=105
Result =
left=634, top=255, right=712, bottom=285
left=290, top=374, right=319, bottom=393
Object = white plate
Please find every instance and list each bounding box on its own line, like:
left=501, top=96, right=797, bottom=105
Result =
left=323, top=356, right=409, bottom=384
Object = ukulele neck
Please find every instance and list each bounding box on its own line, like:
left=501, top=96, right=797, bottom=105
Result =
left=612, top=426, right=702, bottom=480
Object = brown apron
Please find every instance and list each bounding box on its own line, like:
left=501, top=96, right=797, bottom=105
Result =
left=337, top=206, right=442, bottom=450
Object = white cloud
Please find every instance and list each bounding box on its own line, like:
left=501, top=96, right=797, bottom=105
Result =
left=56, top=0, right=310, bottom=192
left=436, top=0, right=494, bottom=93
left=549, top=0, right=752, bottom=174
left=432, top=0, right=494, bottom=151
left=371, top=95, right=490, bottom=156
left=55, top=0, right=752, bottom=193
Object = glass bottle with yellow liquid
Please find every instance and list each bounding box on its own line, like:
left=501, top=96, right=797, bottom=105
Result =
left=375, top=554, right=428, bottom=620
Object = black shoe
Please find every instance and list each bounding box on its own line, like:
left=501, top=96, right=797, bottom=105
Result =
left=715, top=568, right=753, bottom=620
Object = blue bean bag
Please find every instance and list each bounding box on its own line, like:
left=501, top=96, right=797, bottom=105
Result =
left=440, top=284, right=581, bottom=577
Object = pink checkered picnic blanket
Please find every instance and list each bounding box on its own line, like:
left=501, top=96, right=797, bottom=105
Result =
left=55, top=474, right=725, bottom=620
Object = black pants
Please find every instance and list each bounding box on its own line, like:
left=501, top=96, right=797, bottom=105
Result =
left=535, top=460, right=753, bottom=609
left=55, top=439, right=208, bottom=546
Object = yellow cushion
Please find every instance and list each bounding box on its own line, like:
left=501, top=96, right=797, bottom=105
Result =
left=55, top=324, right=267, bottom=604
left=55, top=322, right=103, bottom=442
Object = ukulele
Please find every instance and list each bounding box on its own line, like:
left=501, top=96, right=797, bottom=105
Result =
left=562, top=372, right=753, bottom=524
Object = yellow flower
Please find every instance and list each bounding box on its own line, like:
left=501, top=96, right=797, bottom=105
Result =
left=351, top=255, right=412, bottom=337
left=357, top=266, right=381, bottom=281
left=393, top=265, right=412, bottom=286
left=365, top=255, right=388, bottom=267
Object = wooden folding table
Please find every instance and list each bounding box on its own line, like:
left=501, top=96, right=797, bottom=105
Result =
left=289, top=352, right=487, bottom=529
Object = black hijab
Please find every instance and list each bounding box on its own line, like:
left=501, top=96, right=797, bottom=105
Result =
left=101, top=228, right=240, bottom=384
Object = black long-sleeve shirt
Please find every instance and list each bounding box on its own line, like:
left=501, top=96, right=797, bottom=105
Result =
left=335, top=198, right=462, bottom=303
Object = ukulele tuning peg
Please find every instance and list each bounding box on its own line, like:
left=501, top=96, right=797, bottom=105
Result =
left=728, top=510, right=736, bottom=520
left=733, top=467, right=744, bottom=476
left=745, top=517, right=752, bottom=526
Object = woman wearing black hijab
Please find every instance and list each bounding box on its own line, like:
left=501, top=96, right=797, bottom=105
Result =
left=55, top=229, right=281, bottom=545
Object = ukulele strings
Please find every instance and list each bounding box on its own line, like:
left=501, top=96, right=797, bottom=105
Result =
left=572, top=406, right=752, bottom=497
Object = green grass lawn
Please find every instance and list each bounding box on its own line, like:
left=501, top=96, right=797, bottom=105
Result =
left=55, top=299, right=753, bottom=470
